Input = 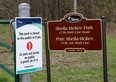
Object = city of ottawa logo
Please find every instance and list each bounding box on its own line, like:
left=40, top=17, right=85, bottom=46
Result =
left=26, top=42, right=33, bottom=50
left=64, top=13, right=83, bottom=23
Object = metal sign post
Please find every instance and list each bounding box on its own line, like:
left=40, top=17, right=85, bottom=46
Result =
left=102, top=16, right=108, bottom=82
left=44, top=19, right=51, bottom=82
left=74, top=0, right=77, bottom=12
left=18, top=3, right=31, bottom=82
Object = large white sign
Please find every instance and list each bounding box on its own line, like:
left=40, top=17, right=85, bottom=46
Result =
left=15, top=17, right=42, bottom=74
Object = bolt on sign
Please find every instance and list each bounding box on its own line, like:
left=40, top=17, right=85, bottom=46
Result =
left=48, top=13, right=102, bottom=52
left=15, top=17, right=42, bottom=74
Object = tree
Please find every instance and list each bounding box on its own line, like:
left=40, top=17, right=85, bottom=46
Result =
left=0, top=0, right=115, bottom=22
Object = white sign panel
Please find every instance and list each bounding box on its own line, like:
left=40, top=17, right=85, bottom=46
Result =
left=15, top=17, right=42, bottom=74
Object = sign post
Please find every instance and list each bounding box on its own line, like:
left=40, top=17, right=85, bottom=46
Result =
left=102, top=16, right=108, bottom=82
left=47, top=12, right=108, bottom=81
left=74, top=0, right=77, bottom=12
left=16, top=3, right=42, bottom=82
left=44, top=19, right=51, bottom=82
left=18, top=3, right=31, bottom=82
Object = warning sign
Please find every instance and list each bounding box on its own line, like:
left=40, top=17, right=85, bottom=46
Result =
left=26, top=42, right=33, bottom=50
left=15, top=17, right=42, bottom=74
left=48, top=13, right=102, bottom=52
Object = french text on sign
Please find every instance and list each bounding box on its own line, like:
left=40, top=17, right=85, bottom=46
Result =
left=15, top=17, right=42, bottom=74
left=48, top=13, right=102, bottom=52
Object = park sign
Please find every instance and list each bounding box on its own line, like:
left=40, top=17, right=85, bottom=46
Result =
left=48, top=13, right=102, bottom=52
left=15, top=17, right=42, bottom=74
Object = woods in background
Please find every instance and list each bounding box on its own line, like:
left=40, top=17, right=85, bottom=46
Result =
left=0, top=0, right=115, bottom=22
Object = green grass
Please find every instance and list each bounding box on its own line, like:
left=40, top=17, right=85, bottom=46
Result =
left=107, top=36, right=116, bottom=82
left=0, top=25, right=11, bottom=43
left=0, top=70, right=14, bottom=82
left=0, top=25, right=116, bottom=82
left=50, top=52, right=103, bottom=82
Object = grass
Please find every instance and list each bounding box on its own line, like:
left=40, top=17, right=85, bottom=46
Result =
left=0, top=25, right=11, bottom=43
left=107, top=36, right=116, bottom=82
left=49, top=51, right=103, bottom=82
left=0, top=70, right=14, bottom=82
left=0, top=25, right=116, bottom=82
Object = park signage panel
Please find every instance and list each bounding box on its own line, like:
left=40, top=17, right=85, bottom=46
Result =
left=15, top=17, right=42, bottom=74
left=48, top=13, right=102, bottom=52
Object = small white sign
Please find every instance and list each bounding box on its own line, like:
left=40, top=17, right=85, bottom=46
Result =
left=15, top=17, right=42, bottom=74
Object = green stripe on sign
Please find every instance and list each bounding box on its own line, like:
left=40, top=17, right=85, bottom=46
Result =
left=16, top=67, right=42, bottom=74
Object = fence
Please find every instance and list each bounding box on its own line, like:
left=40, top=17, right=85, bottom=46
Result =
left=0, top=19, right=20, bottom=82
